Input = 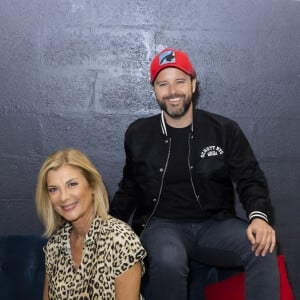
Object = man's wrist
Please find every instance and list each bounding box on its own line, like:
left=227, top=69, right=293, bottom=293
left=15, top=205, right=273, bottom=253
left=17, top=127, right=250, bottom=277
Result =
left=249, top=211, right=269, bottom=223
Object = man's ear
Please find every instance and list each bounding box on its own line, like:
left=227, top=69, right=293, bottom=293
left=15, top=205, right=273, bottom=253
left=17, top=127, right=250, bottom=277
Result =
left=192, top=78, right=197, bottom=93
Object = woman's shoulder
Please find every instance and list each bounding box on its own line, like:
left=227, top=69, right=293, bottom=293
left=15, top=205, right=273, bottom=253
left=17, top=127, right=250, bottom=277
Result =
left=102, top=215, right=143, bottom=245
left=45, top=222, right=71, bottom=251
left=106, top=215, right=135, bottom=234
left=105, top=216, right=146, bottom=261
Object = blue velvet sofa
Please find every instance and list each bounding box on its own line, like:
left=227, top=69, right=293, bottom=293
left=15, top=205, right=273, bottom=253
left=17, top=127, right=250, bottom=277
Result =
left=0, top=235, right=46, bottom=300
left=0, top=235, right=240, bottom=300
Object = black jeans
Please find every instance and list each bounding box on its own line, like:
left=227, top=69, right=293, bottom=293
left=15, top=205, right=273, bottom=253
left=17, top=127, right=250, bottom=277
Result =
left=140, top=217, right=279, bottom=300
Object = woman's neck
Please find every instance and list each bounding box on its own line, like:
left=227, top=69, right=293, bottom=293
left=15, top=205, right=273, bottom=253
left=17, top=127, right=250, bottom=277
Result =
left=71, top=208, right=95, bottom=241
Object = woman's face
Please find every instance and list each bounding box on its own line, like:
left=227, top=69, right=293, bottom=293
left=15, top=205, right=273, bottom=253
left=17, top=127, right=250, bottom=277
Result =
left=46, top=164, right=94, bottom=224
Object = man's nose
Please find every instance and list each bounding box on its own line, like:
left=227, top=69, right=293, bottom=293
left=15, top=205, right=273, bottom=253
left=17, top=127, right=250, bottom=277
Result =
left=167, top=83, right=176, bottom=94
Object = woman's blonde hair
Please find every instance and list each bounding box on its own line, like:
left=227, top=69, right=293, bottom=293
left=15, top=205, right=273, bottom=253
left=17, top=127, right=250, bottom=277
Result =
left=35, top=148, right=109, bottom=238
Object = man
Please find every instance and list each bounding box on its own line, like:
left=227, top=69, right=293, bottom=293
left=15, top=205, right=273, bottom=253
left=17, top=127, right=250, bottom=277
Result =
left=110, top=48, right=279, bottom=300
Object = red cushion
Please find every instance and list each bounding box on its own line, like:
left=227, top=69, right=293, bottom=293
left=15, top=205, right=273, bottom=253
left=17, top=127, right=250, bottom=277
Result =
left=204, top=255, right=294, bottom=300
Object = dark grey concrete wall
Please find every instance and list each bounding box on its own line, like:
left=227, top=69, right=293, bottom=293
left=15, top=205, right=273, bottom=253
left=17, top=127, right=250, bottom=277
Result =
left=0, top=0, right=299, bottom=296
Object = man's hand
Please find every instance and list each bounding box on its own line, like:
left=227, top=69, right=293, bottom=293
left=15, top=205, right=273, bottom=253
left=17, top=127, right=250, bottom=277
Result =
left=246, top=218, right=276, bottom=256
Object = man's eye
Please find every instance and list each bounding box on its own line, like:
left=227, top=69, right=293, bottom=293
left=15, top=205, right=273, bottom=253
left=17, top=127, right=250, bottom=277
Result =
left=159, top=83, right=167, bottom=87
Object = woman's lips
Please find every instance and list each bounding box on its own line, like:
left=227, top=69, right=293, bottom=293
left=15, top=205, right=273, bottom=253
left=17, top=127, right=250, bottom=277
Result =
left=61, top=202, right=77, bottom=212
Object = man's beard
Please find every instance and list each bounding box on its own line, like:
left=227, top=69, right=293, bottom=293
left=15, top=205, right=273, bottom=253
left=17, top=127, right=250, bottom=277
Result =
left=157, top=93, right=192, bottom=119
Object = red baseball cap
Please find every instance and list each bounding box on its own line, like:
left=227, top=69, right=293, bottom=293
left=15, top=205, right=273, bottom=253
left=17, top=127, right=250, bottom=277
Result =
left=150, top=48, right=196, bottom=83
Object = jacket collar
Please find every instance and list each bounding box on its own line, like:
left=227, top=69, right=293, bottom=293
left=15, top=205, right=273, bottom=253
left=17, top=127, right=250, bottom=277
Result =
left=160, top=110, right=195, bottom=136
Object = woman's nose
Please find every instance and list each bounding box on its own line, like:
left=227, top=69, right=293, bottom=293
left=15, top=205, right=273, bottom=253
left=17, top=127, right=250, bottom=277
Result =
left=59, top=188, right=69, bottom=202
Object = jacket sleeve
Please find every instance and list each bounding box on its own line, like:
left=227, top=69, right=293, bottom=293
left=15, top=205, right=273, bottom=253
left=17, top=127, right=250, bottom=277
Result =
left=228, top=121, right=274, bottom=225
left=110, top=130, right=138, bottom=222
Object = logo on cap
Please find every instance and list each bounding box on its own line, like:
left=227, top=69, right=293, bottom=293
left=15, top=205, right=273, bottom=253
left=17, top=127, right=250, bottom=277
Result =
left=159, top=50, right=176, bottom=66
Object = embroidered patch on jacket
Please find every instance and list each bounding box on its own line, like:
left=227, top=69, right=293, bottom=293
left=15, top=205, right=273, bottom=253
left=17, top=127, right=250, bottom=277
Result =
left=200, top=146, right=224, bottom=158
left=159, top=50, right=175, bottom=65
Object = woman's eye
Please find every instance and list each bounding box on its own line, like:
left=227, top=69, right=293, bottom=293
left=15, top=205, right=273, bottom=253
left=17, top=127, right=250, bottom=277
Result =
left=68, top=182, right=78, bottom=188
left=48, top=187, right=57, bottom=193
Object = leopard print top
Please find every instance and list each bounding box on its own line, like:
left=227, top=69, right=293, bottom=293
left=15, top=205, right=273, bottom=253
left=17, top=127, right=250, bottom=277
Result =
left=44, top=215, right=146, bottom=299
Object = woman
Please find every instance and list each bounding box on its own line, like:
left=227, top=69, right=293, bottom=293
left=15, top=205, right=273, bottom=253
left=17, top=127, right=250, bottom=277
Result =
left=35, top=148, right=146, bottom=300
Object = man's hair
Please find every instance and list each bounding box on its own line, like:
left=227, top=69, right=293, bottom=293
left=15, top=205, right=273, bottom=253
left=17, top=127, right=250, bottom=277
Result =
left=35, top=148, right=109, bottom=238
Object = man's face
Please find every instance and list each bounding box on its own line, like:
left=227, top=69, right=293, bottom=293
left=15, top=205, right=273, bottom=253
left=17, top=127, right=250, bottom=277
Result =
left=153, top=67, right=196, bottom=119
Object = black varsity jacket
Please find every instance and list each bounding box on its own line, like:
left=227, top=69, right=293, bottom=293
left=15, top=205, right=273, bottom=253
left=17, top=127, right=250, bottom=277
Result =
left=110, top=109, right=274, bottom=235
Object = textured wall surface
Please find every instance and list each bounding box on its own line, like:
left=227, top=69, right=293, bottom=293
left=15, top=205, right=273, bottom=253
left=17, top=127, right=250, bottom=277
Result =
left=0, top=0, right=299, bottom=297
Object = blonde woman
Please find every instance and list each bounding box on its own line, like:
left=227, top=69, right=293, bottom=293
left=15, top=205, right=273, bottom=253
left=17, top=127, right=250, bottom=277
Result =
left=36, top=148, right=146, bottom=300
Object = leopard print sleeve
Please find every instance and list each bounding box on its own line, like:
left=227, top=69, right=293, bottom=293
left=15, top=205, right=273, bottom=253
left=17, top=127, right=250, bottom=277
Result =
left=110, top=217, right=147, bottom=277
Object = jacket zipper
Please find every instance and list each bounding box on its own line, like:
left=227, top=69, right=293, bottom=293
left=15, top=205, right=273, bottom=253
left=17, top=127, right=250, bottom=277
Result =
left=188, top=132, right=203, bottom=209
left=140, top=137, right=172, bottom=237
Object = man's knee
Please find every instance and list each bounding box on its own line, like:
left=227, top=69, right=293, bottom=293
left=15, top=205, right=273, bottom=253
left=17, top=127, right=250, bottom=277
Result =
left=148, top=242, right=188, bottom=271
